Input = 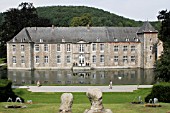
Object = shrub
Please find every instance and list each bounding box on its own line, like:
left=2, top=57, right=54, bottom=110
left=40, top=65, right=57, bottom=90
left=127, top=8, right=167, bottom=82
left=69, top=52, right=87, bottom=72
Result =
left=0, top=79, right=24, bottom=102
left=145, top=82, right=170, bottom=103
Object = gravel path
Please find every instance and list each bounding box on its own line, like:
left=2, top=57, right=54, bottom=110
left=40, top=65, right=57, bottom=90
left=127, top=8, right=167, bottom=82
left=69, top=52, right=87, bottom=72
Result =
left=13, top=85, right=153, bottom=92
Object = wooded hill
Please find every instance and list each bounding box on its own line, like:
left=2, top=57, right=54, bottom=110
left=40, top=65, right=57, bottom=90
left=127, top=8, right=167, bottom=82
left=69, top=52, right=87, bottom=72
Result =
left=36, top=6, right=160, bottom=29
left=0, top=6, right=160, bottom=29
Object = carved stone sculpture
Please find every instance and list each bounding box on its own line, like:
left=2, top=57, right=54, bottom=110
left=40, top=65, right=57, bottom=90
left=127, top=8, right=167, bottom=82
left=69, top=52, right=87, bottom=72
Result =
left=84, top=88, right=112, bottom=113
left=59, top=93, right=73, bottom=113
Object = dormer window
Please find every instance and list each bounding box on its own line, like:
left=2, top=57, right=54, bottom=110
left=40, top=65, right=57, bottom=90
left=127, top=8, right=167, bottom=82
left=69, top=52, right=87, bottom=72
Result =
left=125, top=38, right=129, bottom=41
left=114, top=38, right=118, bottom=42
left=40, top=39, right=43, bottom=42
left=21, top=38, right=25, bottom=42
left=96, top=37, right=100, bottom=42
left=134, top=38, right=139, bottom=42
left=62, top=38, right=65, bottom=42
left=13, top=37, right=17, bottom=42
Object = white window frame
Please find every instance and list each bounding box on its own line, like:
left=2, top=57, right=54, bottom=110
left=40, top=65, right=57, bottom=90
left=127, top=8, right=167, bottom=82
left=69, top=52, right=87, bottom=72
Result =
left=114, top=46, right=118, bottom=51
left=150, top=46, right=152, bottom=51
left=12, top=56, right=16, bottom=63
left=114, top=56, right=118, bottom=62
left=131, top=56, right=135, bottom=62
left=92, top=55, right=96, bottom=63
left=100, top=44, right=104, bottom=51
left=44, top=56, right=48, bottom=63
left=21, top=45, right=24, bottom=52
left=44, top=44, right=48, bottom=52
left=123, top=46, right=128, bottom=51
left=123, top=56, right=128, bottom=62
left=67, top=44, right=71, bottom=52
left=12, top=45, right=16, bottom=52
left=66, top=56, right=71, bottom=63
left=57, top=55, right=61, bottom=63
left=21, top=56, right=25, bottom=63
left=35, top=56, right=39, bottom=63
left=57, top=44, right=60, bottom=51
left=35, top=44, right=39, bottom=52
left=131, top=46, right=135, bottom=51
left=79, top=44, right=84, bottom=52
left=100, top=55, right=104, bottom=63
left=92, top=44, right=96, bottom=51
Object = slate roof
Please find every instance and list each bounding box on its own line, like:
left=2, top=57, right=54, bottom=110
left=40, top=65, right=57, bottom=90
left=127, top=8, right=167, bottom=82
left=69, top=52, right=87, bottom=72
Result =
left=137, top=21, right=158, bottom=33
left=8, top=22, right=157, bottom=43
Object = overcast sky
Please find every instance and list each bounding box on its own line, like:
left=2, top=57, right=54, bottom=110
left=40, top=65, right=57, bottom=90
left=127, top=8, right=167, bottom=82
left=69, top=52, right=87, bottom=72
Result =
left=0, top=0, right=169, bottom=21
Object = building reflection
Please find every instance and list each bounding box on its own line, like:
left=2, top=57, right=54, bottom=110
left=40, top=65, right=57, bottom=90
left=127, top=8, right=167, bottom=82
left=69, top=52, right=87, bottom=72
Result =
left=7, top=69, right=155, bottom=85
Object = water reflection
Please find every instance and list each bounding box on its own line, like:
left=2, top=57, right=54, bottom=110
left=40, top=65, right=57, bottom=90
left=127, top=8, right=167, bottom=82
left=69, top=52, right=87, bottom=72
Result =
left=6, top=69, right=155, bottom=85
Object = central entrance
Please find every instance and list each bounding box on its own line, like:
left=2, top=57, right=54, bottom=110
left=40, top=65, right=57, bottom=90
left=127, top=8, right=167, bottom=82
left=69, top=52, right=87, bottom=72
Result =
left=78, top=54, right=85, bottom=66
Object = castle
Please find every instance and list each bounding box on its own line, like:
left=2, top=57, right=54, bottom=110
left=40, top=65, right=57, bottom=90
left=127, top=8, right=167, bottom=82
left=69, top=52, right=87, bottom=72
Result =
left=7, top=22, right=163, bottom=70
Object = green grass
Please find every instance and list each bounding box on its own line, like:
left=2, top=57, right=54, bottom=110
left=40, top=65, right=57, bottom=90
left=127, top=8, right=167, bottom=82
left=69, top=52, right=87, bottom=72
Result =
left=0, top=88, right=170, bottom=113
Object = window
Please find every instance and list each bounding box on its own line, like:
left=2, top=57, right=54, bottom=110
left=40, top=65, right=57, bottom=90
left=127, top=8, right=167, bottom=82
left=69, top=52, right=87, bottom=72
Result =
left=131, top=56, right=135, bottom=62
left=125, top=38, right=129, bottom=41
left=100, top=55, right=104, bottom=63
left=79, top=44, right=84, bottom=52
left=150, top=55, right=152, bottom=59
left=21, top=45, right=24, bottom=51
left=57, top=55, right=61, bottom=63
left=21, top=56, right=25, bottom=63
left=44, top=44, right=48, bottom=51
left=57, top=44, right=60, bottom=51
left=12, top=56, right=16, bottom=63
left=92, top=44, right=96, bottom=51
left=114, top=46, right=118, bottom=51
left=150, top=38, right=152, bottom=42
left=114, top=56, right=118, bottom=62
left=123, top=56, right=128, bottom=62
left=66, top=56, right=71, bottom=63
left=150, top=46, right=152, bottom=51
left=123, top=46, right=128, bottom=51
left=44, top=56, right=48, bottom=63
left=114, top=38, right=118, bottom=42
left=67, top=44, right=70, bottom=51
left=92, top=55, right=96, bottom=63
left=35, top=45, right=39, bottom=51
left=12, top=45, right=16, bottom=52
left=134, top=38, right=139, bottom=42
left=100, top=44, right=104, bottom=51
left=131, top=46, right=135, bottom=51
left=35, top=56, right=39, bottom=63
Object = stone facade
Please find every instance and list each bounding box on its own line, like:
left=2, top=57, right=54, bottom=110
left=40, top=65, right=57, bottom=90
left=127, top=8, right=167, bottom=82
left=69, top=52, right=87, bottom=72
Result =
left=7, top=22, right=163, bottom=70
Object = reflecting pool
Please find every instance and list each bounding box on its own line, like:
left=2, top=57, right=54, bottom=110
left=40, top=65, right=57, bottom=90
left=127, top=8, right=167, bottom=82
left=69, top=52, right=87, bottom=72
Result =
left=0, top=68, right=156, bottom=85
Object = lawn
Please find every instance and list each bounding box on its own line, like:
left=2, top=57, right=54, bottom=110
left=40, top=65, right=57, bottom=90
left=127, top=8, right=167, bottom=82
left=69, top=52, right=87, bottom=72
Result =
left=0, top=88, right=170, bottom=113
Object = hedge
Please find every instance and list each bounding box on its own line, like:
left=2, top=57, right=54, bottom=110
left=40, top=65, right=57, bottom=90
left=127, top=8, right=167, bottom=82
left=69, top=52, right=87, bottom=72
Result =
left=145, top=82, right=170, bottom=103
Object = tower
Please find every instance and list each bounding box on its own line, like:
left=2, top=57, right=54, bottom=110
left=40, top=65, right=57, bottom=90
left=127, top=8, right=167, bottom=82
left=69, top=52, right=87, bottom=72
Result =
left=137, top=21, right=158, bottom=68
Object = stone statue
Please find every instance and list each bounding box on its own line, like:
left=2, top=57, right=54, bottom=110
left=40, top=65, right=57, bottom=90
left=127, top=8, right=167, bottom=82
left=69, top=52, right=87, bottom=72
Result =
left=59, top=93, right=73, bottom=113
left=84, top=88, right=112, bottom=113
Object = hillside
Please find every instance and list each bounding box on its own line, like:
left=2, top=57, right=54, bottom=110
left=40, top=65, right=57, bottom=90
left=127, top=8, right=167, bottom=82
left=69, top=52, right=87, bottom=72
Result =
left=0, top=6, right=160, bottom=29
left=37, top=6, right=143, bottom=27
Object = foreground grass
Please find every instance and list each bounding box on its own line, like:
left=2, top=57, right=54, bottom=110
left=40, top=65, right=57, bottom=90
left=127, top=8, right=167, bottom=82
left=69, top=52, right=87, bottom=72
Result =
left=0, top=88, right=170, bottom=113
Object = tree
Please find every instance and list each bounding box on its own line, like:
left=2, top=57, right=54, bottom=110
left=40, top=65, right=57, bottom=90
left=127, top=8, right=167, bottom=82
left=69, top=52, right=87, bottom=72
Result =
left=155, top=10, right=170, bottom=82
left=0, top=2, right=51, bottom=58
left=70, top=13, right=92, bottom=26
